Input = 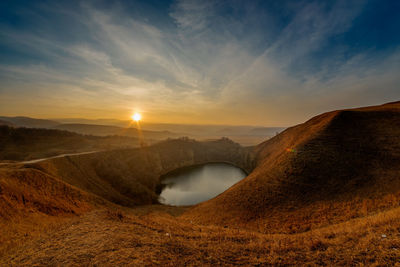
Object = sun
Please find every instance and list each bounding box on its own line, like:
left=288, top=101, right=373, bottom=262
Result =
left=132, top=113, right=141, bottom=122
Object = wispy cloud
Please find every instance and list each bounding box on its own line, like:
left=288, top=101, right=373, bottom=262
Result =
left=0, top=0, right=399, bottom=125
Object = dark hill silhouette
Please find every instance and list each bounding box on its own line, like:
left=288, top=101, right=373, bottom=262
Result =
left=53, top=123, right=179, bottom=139
left=0, top=116, right=59, bottom=128
left=0, top=119, right=14, bottom=127
left=185, top=101, right=400, bottom=233
left=0, top=126, right=139, bottom=161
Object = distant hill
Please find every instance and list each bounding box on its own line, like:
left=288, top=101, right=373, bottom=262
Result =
left=56, top=119, right=285, bottom=138
left=55, top=118, right=131, bottom=127
left=0, top=119, right=14, bottom=127
left=53, top=123, right=136, bottom=136
left=0, top=125, right=139, bottom=161
left=185, top=101, right=400, bottom=233
left=1, top=116, right=286, bottom=146
left=53, top=123, right=180, bottom=140
left=0, top=116, right=59, bottom=128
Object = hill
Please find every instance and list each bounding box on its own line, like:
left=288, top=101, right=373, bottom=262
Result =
left=185, top=101, right=400, bottom=233
left=0, top=116, right=285, bottom=146
left=53, top=123, right=179, bottom=140
left=54, top=120, right=285, bottom=146
left=0, top=126, right=139, bottom=161
left=0, top=137, right=253, bottom=218
left=0, top=119, right=14, bottom=127
left=0, top=116, right=59, bottom=128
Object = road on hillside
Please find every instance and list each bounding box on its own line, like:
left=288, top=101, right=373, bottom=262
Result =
left=0, top=151, right=102, bottom=166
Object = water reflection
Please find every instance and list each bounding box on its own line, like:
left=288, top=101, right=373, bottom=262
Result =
left=159, top=163, right=247, bottom=206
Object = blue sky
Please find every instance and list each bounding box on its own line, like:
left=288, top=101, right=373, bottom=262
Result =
left=0, top=0, right=399, bottom=125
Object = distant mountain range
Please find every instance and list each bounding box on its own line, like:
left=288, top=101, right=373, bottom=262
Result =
left=53, top=123, right=180, bottom=140
left=0, top=125, right=139, bottom=161
left=0, top=116, right=59, bottom=128
left=0, top=116, right=286, bottom=146
left=0, top=119, right=14, bottom=127
left=53, top=117, right=286, bottom=137
left=0, top=116, right=180, bottom=140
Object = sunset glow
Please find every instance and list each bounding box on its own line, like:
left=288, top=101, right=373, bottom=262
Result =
left=0, top=1, right=399, bottom=126
left=132, top=113, right=141, bottom=122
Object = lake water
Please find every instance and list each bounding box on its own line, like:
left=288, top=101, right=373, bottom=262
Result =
left=159, top=163, right=247, bottom=206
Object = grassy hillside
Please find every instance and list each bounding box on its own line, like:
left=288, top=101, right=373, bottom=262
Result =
left=0, top=138, right=253, bottom=219
left=185, top=101, right=400, bottom=233
left=2, top=205, right=400, bottom=266
left=0, top=126, right=139, bottom=161
left=31, top=138, right=253, bottom=206
left=0, top=166, right=100, bottom=220
left=1, top=102, right=400, bottom=265
left=0, top=137, right=252, bottom=259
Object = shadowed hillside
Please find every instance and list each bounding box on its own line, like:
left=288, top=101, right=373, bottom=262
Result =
left=185, top=101, right=400, bottom=233
left=0, top=119, right=14, bottom=127
left=33, top=138, right=253, bottom=206
left=0, top=126, right=140, bottom=161
left=0, top=138, right=253, bottom=220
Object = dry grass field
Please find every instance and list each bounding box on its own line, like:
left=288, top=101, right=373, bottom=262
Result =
left=1, top=205, right=400, bottom=266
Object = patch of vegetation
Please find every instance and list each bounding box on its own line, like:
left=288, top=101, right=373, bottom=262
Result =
left=0, top=126, right=138, bottom=161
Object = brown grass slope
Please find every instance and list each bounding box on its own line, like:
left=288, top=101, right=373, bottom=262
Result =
left=185, top=101, right=400, bottom=233
left=3, top=206, right=400, bottom=266
left=31, top=138, right=253, bottom=207
left=0, top=166, right=97, bottom=220
left=0, top=138, right=252, bottom=259
left=0, top=164, right=106, bottom=253
left=0, top=164, right=116, bottom=257
left=2, top=104, right=400, bottom=265
left=0, top=138, right=252, bottom=220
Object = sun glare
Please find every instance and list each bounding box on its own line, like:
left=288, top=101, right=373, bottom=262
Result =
left=132, top=113, right=141, bottom=122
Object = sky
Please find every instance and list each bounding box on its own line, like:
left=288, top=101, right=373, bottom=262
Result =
left=0, top=0, right=399, bottom=126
